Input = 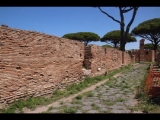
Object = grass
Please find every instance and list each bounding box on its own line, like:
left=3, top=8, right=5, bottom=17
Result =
left=103, top=99, right=116, bottom=106
left=75, top=94, right=83, bottom=100
left=97, top=93, right=102, bottom=97
left=63, top=107, right=77, bottom=114
left=91, top=103, right=100, bottom=110
left=71, top=100, right=83, bottom=105
left=59, top=101, right=64, bottom=105
left=84, top=91, right=94, bottom=97
left=48, top=106, right=53, bottom=111
left=115, top=97, right=125, bottom=102
left=0, top=64, right=132, bottom=113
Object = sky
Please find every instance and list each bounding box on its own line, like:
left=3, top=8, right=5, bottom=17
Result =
left=0, top=7, right=160, bottom=50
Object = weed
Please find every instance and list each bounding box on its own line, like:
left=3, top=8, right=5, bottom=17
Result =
left=97, top=93, right=102, bottom=97
left=103, top=100, right=116, bottom=106
left=63, top=107, right=77, bottom=114
left=86, top=92, right=94, bottom=97
left=48, top=106, right=53, bottom=111
left=60, top=101, right=64, bottom=105
left=115, top=97, right=125, bottom=102
left=91, top=103, right=100, bottom=110
left=76, top=94, right=83, bottom=100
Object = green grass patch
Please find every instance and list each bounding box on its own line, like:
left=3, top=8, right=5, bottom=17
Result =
left=103, top=99, right=116, bottom=106
left=63, top=107, right=77, bottom=114
left=75, top=94, right=83, bottom=100
left=115, top=97, right=125, bottom=102
left=86, top=92, right=94, bottom=97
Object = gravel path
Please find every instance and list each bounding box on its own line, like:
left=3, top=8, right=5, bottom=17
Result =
left=24, top=63, right=149, bottom=113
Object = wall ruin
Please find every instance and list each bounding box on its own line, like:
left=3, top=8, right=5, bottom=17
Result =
left=128, top=39, right=155, bottom=63
left=0, top=25, right=133, bottom=106
left=83, top=45, right=132, bottom=77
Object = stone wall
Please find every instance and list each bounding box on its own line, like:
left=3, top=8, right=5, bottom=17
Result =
left=0, top=25, right=133, bottom=106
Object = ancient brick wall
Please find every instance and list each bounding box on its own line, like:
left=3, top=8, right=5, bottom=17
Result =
left=0, top=25, right=133, bottom=106
left=128, top=39, right=155, bottom=63
left=83, top=45, right=132, bottom=77
left=0, top=25, right=84, bottom=105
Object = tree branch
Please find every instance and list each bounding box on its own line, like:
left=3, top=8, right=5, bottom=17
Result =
left=98, top=7, right=121, bottom=24
left=122, top=7, right=134, bottom=13
left=122, top=7, right=127, bottom=11
left=125, top=7, right=139, bottom=36
left=139, top=34, right=152, bottom=41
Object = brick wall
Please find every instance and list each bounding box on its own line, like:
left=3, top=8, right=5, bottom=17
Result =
left=0, top=25, right=132, bottom=106
left=83, top=45, right=132, bottom=77
left=0, top=25, right=84, bottom=105
left=128, top=39, right=155, bottom=63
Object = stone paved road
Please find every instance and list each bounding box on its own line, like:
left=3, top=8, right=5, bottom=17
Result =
left=44, top=63, right=149, bottom=113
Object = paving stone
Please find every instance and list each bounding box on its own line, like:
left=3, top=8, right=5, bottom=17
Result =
left=87, top=110, right=99, bottom=113
left=95, top=103, right=105, bottom=108
left=81, top=106, right=92, bottom=111
left=76, top=110, right=83, bottom=113
left=50, top=109, right=59, bottom=113
left=111, top=109, right=124, bottom=113
left=82, top=101, right=94, bottom=106
left=99, top=107, right=110, bottom=112
left=65, top=103, right=73, bottom=107
left=109, top=105, right=126, bottom=110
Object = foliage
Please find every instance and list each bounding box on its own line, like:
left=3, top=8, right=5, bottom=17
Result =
left=62, top=32, right=100, bottom=45
left=101, top=44, right=113, bottom=48
left=76, top=94, right=83, bottom=99
left=101, top=30, right=136, bottom=48
left=131, top=18, right=160, bottom=37
left=144, top=43, right=160, bottom=50
left=131, top=18, right=160, bottom=60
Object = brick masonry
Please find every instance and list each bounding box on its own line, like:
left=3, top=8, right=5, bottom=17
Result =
left=83, top=45, right=132, bottom=77
left=128, top=39, right=155, bottom=63
left=0, top=25, right=133, bottom=106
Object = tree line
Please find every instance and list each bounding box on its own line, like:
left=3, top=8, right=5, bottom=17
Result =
left=61, top=7, right=160, bottom=63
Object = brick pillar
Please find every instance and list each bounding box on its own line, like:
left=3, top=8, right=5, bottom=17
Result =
left=139, top=39, right=145, bottom=62
left=151, top=50, right=155, bottom=62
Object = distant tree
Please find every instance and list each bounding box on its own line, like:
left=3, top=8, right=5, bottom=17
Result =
left=144, top=43, right=160, bottom=50
left=144, top=43, right=154, bottom=50
left=131, top=18, right=160, bottom=61
left=62, top=32, right=100, bottom=46
left=101, top=44, right=113, bottom=48
left=101, top=30, right=136, bottom=48
left=96, top=6, right=139, bottom=64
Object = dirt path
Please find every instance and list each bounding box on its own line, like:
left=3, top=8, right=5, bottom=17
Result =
left=24, top=78, right=110, bottom=113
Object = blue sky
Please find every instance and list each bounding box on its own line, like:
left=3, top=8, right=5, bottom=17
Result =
left=0, top=7, right=160, bottom=50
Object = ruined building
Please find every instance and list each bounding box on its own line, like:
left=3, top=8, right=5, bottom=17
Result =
left=128, top=39, right=155, bottom=63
